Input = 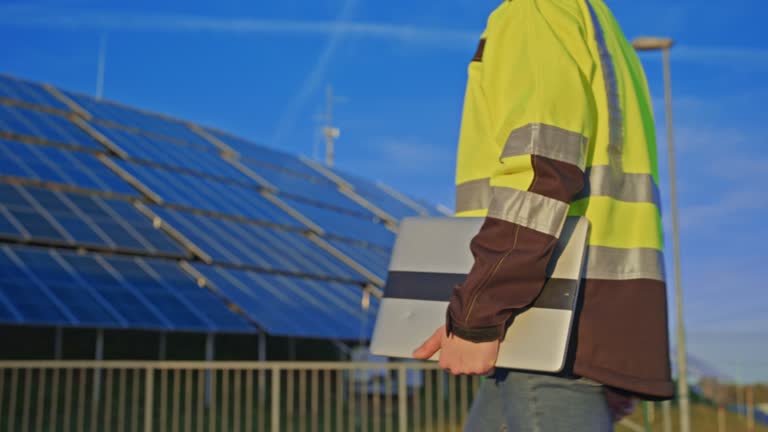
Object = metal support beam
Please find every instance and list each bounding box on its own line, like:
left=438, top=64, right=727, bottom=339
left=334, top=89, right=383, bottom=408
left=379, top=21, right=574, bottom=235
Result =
left=288, top=339, right=296, bottom=361
left=204, top=333, right=215, bottom=406
left=258, top=332, right=267, bottom=362
left=333, top=341, right=351, bottom=361
left=747, top=385, right=755, bottom=432
left=93, top=329, right=104, bottom=402
left=54, top=327, right=63, bottom=360
left=158, top=332, right=167, bottom=361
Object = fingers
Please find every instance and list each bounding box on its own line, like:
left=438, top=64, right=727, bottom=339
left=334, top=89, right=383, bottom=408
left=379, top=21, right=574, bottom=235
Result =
left=412, top=327, right=444, bottom=360
left=439, top=356, right=495, bottom=376
left=437, top=334, right=499, bottom=377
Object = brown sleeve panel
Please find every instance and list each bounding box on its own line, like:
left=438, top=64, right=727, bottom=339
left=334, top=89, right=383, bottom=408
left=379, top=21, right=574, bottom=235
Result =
left=573, top=279, right=674, bottom=399
left=446, top=155, right=585, bottom=342
left=529, top=154, right=587, bottom=203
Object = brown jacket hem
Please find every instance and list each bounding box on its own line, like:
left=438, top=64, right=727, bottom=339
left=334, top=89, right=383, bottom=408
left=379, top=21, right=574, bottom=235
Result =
left=574, top=362, right=674, bottom=400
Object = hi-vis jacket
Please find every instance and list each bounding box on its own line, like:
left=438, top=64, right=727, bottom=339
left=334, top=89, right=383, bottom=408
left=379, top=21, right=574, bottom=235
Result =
left=448, top=0, right=673, bottom=398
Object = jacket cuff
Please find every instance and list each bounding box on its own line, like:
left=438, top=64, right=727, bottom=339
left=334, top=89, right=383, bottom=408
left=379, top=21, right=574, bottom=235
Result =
left=446, top=309, right=506, bottom=343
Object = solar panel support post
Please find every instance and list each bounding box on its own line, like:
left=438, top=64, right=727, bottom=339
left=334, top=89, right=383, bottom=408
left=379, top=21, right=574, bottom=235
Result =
left=158, top=332, right=167, bottom=361
left=333, top=341, right=350, bottom=361
left=54, top=327, right=63, bottom=359
left=288, top=339, right=296, bottom=361
left=204, top=333, right=215, bottom=406
left=258, top=332, right=267, bottom=362
left=93, top=329, right=104, bottom=403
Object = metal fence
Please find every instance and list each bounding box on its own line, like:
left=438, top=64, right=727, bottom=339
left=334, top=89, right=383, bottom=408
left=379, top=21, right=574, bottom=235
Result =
left=0, top=361, right=481, bottom=432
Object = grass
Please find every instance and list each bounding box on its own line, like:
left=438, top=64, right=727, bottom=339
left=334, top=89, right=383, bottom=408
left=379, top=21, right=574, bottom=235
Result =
left=616, top=401, right=768, bottom=432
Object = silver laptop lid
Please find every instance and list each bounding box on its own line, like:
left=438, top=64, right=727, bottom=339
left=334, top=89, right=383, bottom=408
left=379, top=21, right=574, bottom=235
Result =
left=371, top=216, right=589, bottom=372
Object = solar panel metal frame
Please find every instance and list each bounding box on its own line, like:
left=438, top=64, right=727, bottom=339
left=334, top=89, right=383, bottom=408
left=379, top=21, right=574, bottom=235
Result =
left=0, top=244, right=253, bottom=332
left=189, top=263, right=377, bottom=340
left=0, top=75, right=71, bottom=114
left=62, top=90, right=222, bottom=151
left=151, top=206, right=366, bottom=282
left=0, top=102, right=102, bottom=151
left=0, top=183, right=188, bottom=257
left=0, top=138, right=139, bottom=197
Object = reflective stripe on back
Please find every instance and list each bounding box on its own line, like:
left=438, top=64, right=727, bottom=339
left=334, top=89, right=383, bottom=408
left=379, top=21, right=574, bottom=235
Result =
left=585, top=245, right=665, bottom=281
left=587, top=0, right=624, bottom=169
left=575, top=165, right=661, bottom=205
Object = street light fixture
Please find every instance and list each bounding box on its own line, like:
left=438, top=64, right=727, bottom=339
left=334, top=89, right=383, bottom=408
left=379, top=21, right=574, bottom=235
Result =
left=632, top=36, right=690, bottom=432
left=633, top=37, right=675, bottom=51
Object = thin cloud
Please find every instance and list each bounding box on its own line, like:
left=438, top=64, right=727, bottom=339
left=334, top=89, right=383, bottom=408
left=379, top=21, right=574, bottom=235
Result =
left=0, top=7, right=479, bottom=46
left=640, top=45, right=768, bottom=67
left=4, top=6, right=766, bottom=67
left=675, top=46, right=768, bottom=66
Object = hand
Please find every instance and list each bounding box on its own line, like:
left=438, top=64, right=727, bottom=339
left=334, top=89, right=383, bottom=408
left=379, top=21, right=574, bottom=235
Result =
left=412, top=325, right=500, bottom=376
left=604, top=388, right=636, bottom=422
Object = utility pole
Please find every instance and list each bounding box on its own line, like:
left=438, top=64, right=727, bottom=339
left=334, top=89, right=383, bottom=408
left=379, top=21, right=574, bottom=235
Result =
left=96, top=34, right=108, bottom=100
left=322, top=85, right=341, bottom=167
left=633, top=36, right=690, bottom=432
left=747, top=385, right=755, bottom=432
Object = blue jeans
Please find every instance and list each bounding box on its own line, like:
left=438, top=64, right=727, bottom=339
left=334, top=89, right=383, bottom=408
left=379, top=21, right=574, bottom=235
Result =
left=464, top=370, right=613, bottom=432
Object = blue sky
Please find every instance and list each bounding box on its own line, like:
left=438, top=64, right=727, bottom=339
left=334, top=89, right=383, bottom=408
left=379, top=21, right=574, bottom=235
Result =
left=1, top=0, right=767, bottom=381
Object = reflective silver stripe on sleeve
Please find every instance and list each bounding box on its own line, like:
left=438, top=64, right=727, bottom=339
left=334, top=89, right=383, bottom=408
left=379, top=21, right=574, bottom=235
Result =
left=585, top=245, right=665, bottom=281
left=576, top=166, right=661, bottom=206
left=501, top=123, right=588, bottom=171
left=487, top=187, right=568, bottom=237
left=455, top=178, right=491, bottom=213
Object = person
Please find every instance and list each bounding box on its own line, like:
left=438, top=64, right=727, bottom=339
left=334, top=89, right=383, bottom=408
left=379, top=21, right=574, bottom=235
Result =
left=413, top=0, right=674, bottom=430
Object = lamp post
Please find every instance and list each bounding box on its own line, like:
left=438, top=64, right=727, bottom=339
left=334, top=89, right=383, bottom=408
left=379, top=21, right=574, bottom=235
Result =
left=632, top=36, right=690, bottom=432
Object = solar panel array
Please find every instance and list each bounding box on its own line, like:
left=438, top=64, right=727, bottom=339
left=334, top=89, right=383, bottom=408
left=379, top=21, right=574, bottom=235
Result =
left=0, top=74, right=436, bottom=341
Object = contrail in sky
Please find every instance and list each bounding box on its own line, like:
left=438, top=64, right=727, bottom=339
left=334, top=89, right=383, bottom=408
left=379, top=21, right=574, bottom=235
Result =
left=269, top=0, right=356, bottom=148
left=0, top=7, right=479, bottom=45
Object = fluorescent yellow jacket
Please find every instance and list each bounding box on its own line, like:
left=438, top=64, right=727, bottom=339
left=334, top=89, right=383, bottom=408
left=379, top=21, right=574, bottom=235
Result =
left=448, top=0, right=672, bottom=398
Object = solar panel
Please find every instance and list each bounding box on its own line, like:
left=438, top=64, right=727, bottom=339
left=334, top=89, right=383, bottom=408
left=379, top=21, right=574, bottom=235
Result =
left=0, top=183, right=185, bottom=255
left=104, top=255, right=251, bottom=332
left=0, top=245, right=72, bottom=325
left=206, top=129, right=328, bottom=179
left=241, top=160, right=371, bottom=215
left=280, top=196, right=395, bottom=247
left=115, top=161, right=303, bottom=228
left=152, top=206, right=363, bottom=281
left=325, top=239, right=391, bottom=282
left=0, top=244, right=252, bottom=332
left=0, top=74, right=450, bottom=339
left=0, top=103, right=102, bottom=150
left=0, top=75, right=70, bottom=112
left=64, top=91, right=217, bottom=150
left=195, top=264, right=378, bottom=340
left=0, top=138, right=137, bottom=195
left=333, top=172, right=426, bottom=219
left=91, top=123, right=256, bottom=184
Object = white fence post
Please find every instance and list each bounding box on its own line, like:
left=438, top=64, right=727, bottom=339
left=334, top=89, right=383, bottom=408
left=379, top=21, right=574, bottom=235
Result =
left=144, top=366, right=154, bottom=432
left=272, top=366, right=281, bottom=432
left=398, top=366, right=408, bottom=432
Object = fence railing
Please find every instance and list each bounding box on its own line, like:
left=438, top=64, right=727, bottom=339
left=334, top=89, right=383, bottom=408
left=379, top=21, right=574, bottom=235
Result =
left=0, top=361, right=481, bottom=432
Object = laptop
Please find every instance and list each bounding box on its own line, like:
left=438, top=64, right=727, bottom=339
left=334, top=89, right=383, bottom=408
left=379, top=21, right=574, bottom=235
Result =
left=370, top=216, right=589, bottom=373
